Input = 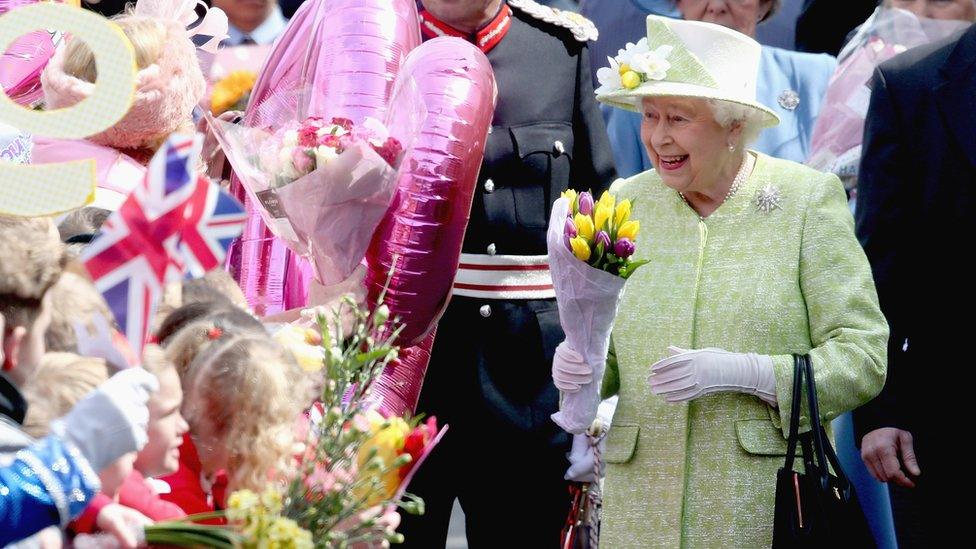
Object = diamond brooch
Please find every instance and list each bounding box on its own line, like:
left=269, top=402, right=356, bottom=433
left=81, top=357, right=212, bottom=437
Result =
left=755, top=184, right=783, bottom=213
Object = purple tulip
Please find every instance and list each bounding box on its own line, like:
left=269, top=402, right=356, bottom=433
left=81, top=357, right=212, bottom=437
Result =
left=564, top=233, right=572, bottom=251
left=563, top=217, right=577, bottom=238
left=578, top=191, right=594, bottom=216
left=595, top=230, right=611, bottom=250
left=614, top=238, right=636, bottom=259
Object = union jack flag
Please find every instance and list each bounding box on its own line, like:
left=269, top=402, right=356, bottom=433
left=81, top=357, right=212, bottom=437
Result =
left=81, top=135, right=246, bottom=353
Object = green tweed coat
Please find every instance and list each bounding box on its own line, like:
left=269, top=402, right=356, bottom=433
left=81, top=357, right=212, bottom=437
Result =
left=601, top=153, right=888, bottom=548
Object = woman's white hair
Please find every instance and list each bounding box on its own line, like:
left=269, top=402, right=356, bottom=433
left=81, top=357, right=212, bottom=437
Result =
left=707, top=99, right=766, bottom=146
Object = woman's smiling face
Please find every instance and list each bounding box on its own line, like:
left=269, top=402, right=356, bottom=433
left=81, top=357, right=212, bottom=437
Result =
left=640, top=96, right=739, bottom=194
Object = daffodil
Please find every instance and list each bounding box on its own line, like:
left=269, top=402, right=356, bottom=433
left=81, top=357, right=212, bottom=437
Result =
left=570, top=237, right=591, bottom=262
left=618, top=220, right=640, bottom=241
left=621, top=71, right=641, bottom=89
left=574, top=213, right=595, bottom=241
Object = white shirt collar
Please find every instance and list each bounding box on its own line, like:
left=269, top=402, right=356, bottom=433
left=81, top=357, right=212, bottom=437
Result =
left=225, top=5, right=288, bottom=46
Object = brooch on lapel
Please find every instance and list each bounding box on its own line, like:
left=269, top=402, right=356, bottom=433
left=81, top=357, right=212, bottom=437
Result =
left=755, top=184, right=784, bottom=213
left=777, top=89, right=800, bottom=111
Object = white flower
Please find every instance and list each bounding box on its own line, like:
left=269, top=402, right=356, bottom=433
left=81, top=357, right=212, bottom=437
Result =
left=615, top=38, right=651, bottom=69
left=282, top=129, right=299, bottom=147
left=278, top=146, right=300, bottom=180
left=629, top=45, right=673, bottom=81
left=315, top=144, right=339, bottom=167
left=595, top=56, right=624, bottom=94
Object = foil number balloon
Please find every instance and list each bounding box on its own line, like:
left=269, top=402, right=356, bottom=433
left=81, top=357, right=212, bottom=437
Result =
left=0, top=2, right=136, bottom=216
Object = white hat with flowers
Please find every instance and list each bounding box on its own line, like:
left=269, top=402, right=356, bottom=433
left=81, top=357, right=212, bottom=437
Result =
left=595, top=15, right=779, bottom=128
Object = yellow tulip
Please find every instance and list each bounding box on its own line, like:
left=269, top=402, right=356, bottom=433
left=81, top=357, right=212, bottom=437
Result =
left=614, top=199, right=631, bottom=227
left=574, top=213, right=595, bottom=240
left=594, top=203, right=612, bottom=231
left=570, top=237, right=591, bottom=262
left=621, top=71, right=641, bottom=89
left=598, top=190, right=616, bottom=211
left=618, top=220, right=640, bottom=241
left=561, top=189, right=578, bottom=213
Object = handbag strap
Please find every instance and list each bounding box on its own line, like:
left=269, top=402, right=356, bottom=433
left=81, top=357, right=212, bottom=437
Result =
left=801, top=355, right=831, bottom=489
left=782, top=354, right=806, bottom=471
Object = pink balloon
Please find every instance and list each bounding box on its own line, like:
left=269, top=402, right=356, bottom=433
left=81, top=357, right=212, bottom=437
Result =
left=227, top=0, right=421, bottom=315
left=370, top=330, right=436, bottom=417
left=365, top=37, right=497, bottom=347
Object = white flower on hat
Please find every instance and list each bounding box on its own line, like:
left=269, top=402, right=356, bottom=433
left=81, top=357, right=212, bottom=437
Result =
left=615, top=38, right=652, bottom=69
left=595, top=57, right=624, bottom=95
left=630, top=45, right=673, bottom=81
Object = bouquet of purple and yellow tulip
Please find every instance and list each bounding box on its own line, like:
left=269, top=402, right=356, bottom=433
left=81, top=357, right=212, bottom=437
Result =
left=561, top=189, right=648, bottom=279
left=547, top=188, right=648, bottom=434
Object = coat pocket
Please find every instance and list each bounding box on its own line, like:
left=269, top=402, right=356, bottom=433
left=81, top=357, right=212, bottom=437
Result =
left=735, top=419, right=788, bottom=456
left=509, top=123, right=574, bottom=229
left=604, top=424, right=640, bottom=464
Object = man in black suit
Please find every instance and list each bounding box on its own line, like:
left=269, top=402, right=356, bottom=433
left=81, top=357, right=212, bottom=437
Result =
left=397, top=1, right=616, bottom=547
left=854, top=23, right=975, bottom=547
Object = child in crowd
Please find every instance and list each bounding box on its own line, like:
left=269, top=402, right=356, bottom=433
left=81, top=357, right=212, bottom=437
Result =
left=158, top=317, right=312, bottom=515
left=40, top=9, right=207, bottom=165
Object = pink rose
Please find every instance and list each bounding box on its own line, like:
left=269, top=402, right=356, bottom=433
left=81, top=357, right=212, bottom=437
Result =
left=292, top=147, right=315, bottom=175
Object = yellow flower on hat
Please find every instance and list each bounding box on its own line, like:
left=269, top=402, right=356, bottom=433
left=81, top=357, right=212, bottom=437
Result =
left=621, top=71, right=641, bottom=89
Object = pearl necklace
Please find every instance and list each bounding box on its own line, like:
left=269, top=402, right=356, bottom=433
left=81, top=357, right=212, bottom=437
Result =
left=679, top=153, right=754, bottom=212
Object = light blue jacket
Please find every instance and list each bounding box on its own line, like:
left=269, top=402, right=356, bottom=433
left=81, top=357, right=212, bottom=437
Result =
left=606, top=45, right=837, bottom=176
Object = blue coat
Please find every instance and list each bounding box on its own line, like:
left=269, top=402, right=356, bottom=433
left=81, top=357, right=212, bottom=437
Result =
left=1, top=429, right=100, bottom=546
left=606, top=45, right=836, bottom=176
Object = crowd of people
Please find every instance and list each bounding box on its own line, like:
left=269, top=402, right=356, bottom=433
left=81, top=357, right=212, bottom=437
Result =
left=2, top=0, right=973, bottom=547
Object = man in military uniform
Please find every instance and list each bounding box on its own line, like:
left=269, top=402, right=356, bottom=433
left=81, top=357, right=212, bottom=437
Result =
left=399, top=1, right=616, bottom=547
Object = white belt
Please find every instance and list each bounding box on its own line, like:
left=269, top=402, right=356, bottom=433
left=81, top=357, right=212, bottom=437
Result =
left=452, top=253, right=555, bottom=300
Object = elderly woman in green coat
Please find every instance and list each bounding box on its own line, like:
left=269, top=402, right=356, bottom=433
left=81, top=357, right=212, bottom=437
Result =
left=559, top=15, right=889, bottom=548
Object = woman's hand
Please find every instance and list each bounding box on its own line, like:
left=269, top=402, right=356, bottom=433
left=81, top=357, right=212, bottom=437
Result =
left=648, top=346, right=778, bottom=404
left=861, top=427, right=921, bottom=488
left=552, top=341, right=592, bottom=393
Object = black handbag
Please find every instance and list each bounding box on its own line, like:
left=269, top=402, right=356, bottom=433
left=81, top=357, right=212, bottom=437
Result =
left=772, top=355, right=875, bottom=548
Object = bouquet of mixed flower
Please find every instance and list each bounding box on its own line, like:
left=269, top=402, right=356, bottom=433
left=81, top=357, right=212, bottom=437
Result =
left=146, top=290, right=443, bottom=548
left=209, top=94, right=414, bottom=285
left=548, top=189, right=648, bottom=434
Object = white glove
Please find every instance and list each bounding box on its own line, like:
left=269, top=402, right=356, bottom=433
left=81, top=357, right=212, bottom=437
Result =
left=648, top=346, right=777, bottom=405
left=552, top=342, right=592, bottom=393
left=51, top=368, right=158, bottom=471
left=565, top=432, right=605, bottom=483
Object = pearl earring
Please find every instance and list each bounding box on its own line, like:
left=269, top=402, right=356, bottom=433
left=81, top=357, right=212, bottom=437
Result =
left=728, top=143, right=735, bottom=153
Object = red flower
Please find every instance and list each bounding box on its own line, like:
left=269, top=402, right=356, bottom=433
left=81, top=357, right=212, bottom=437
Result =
left=298, top=125, right=320, bottom=148
left=399, top=417, right=437, bottom=480
left=320, top=134, right=341, bottom=149
left=331, top=117, right=354, bottom=131
left=372, top=137, right=403, bottom=166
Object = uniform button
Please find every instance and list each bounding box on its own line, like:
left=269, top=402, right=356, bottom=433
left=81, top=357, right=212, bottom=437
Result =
left=479, top=304, right=492, bottom=317
left=487, top=126, right=494, bottom=134
left=553, top=140, right=566, bottom=156
left=484, top=179, right=495, bottom=193
left=486, top=243, right=497, bottom=255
